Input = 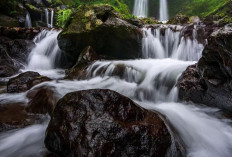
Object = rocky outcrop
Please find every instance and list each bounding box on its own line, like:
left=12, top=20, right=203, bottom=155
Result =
left=178, top=25, right=232, bottom=114
left=7, top=71, right=51, bottom=93
left=58, top=5, right=143, bottom=60
left=65, top=46, right=99, bottom=80
left=45, top=89, right=171, bottom=157
left=26, top=87, right=57, bottom=115
left=0, top=27, right=41, bottom=77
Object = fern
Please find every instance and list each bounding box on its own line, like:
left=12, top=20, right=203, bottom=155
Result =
left=57, top=9, right=72, bottom=28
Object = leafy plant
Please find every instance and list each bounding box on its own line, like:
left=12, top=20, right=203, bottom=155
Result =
left=57, top=9, right=72, bottom=28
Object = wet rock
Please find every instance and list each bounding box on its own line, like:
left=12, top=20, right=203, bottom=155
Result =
left=167, top=14, right=190, bottom=25
left=65, top=46, right=99, bottom=80
left=7, top=71, right=51, bottom=93
left=26, top=87, right=57, bottom=115
left=0, top=27, right=41, bottom=77
left=45, top=89, right=171, bottom=157
left=0, top=103, right=44, bottom=132
left=58, top=5, right=143, bottom=60
left=178, top=25, right=232, bottom=114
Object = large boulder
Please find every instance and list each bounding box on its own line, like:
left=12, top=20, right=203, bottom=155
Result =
left=178, top=25, right=232, bottom=114
left=58, top=5, right=143, bottom=60
left=65, top=46, right=99, bottom=80
left=45, top=89, right=172, bottom=157
left=7, top=71, right=51, bottom=93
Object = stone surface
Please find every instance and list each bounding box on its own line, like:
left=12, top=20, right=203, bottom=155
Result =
left=58, top=5, right=143, bottom=60
left=26, top=87, right=57, bottom=115
left=45, top=89, right=171, bottom=157
left=7, top=71, right=51, bottom=93
left=178, top=25, right=232, bottom=114
left=65, top=46, right=99, bottom=80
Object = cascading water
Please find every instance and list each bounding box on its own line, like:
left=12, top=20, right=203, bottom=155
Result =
left=159, top=0, right=169, bottom=21
left=25, top=12, right=32, bottom=28
left=27, top=29, right=62, bottom=71
left=133, top=0, right=148, bottom=18
left=1, top=23, right=232, bottom=157
left=51, top=9, right=54, bottom=28
left=44, top=8, right=54, bottom=28
left=45, top=8, right=49, bottom=27
left=142, top=25, right=204, bottom=61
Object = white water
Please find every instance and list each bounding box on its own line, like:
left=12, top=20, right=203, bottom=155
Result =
left=142, top=25, right=204, bottom=61
left=45, top=8, right=49, bottom=27
left=51, top=9, right=54, bottom=28
left=133, top=0, right=148, bottom=18
left=160, top=0, right=169, bottom=21
left=1, top=27, right=232, bottom=157
left=25, top=12, right=32, bottom=28
left=27, top=29, right=62, bottom=71
left=44, top=8, right=53, bottom=28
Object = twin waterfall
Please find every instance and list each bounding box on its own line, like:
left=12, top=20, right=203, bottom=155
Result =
left=133, top=0, right=169, bottom=21
left=159, top=0, right=169, bottom=21
left=44, top=8, right=54, bottom=28
left=133, top=0, right=148, bottom=18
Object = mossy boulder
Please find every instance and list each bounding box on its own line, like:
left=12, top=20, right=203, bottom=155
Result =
left=58, top=5, right=143, bottom=60
left=167, top=14, right=190, bottom=25
left=0, top=14, right=20, bottom=27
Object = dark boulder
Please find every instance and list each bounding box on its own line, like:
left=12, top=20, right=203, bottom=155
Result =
left=26, top=87, right=57, bottom=115
left=65, top=46, right=99, bottom=80
left=7, top=71, right=51, bottom=93
left=58, top=5, right=143, bottom=60
left=45, top=89, right=171, bottom=157
left=178, top=25, right=232, bottom=114
left=0, top=27, right=40, bottom=77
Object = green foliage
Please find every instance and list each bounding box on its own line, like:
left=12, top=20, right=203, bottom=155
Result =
left=178, top=0, right=230, bottom=17
left=74, top=0, right=132, bottom=19
left=57, top=9, right=72, bottom=28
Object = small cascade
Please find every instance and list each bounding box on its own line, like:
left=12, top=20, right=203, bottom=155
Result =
left=133, top=0, right=148, bottom=18
left=44, top=8, right=54, bottom=28
left=159, top=0, right=169, bottom=21
left=25, top=12, right=32, bottom=28
left=27, top=29, right=62, bottom=70
left=142, top=25, right=204, bottom=61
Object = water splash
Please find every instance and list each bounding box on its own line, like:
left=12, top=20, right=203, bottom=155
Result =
left=25, top=12, right=32, bottom=28
left=27, top=29, right=62, bottom=70
left=133, top=0, right=148, bottom=18
left=160, top=0, right=169, bottom=21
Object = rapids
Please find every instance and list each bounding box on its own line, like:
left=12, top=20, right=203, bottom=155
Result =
left=0, top=27, right=232, bottom=157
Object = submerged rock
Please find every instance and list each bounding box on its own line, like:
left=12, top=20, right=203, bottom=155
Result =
left=178, top=25, right=232, bottom=114
left=45, top=89, right=171, bottom=157
left=58, top=5, right=143, bottom=60
left=65, top=46, right=99, bottom=80
left=26, top=87, right=57, bottom=115
left=7, top=71, right=51, bottom=93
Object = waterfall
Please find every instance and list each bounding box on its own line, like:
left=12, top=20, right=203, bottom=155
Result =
left=142, top=26, right=204, bottom=61
left=27, top=29, right=62, bottom=70
left=160, top=0, right=169, bottom=21
left=45, top=8, right=49, bottom=27
left=51, top=9, right=54, bottom=28
left=44, top=8, right=54, bottom=28
left=133, top=0, right=148, bottom=18
left=25, top=12, right=32, bottom=28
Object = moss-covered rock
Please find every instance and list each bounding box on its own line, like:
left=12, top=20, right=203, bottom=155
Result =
left=58, top=5, right=143, bottom=60
left=0, top=14, right=20, bottom=27
left=167, top=14, right=190, bottom=25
